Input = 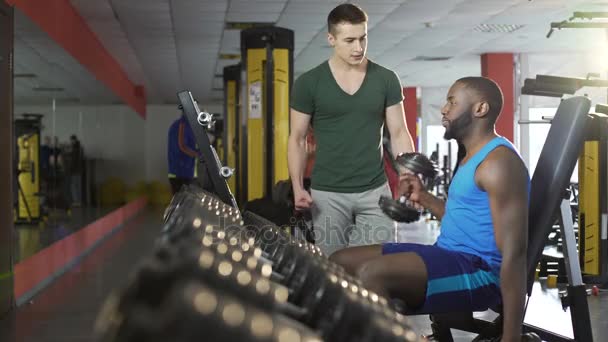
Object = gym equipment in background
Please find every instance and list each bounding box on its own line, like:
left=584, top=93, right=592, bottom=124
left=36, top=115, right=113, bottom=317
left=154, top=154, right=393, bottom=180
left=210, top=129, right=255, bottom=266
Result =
left=240, top=26, right=294, bottom=203
left=14, top=113, right=42, bottom=223
left=223, top=64, right=241, bottom=201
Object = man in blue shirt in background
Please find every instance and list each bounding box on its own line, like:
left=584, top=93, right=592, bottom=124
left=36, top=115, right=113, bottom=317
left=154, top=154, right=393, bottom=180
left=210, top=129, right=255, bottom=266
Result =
left=167, top=114, right=199, bottom=195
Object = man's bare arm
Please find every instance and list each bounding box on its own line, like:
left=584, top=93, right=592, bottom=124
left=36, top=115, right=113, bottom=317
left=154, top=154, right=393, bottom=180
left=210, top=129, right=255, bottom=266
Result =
left=477, top=147, right=529, bottom=342
left=287, top=109, right=312, bottom=192
left=418, top=191, right=446, bottom=220
left=385, top=102, right=415, bottom=155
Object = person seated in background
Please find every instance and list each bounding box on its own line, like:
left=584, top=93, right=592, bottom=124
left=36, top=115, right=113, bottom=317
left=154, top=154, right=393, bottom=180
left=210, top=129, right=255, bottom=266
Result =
left=39, top=136, right=52, bottom=206
left=329, top=77, right=530, bottom=342
left=167, top=113, right=199, bottom=195
left=40, top=136, right=52, bottom=178
left=69, top=134, right=83, bottom=206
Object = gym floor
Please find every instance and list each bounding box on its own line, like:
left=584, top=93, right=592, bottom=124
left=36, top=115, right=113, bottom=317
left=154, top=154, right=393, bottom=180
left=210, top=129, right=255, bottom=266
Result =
left=13, top=206, right=117, bottom=262
left=0, top=209, right=160, bottom=342
left=0, top=212, right=606, bottom=341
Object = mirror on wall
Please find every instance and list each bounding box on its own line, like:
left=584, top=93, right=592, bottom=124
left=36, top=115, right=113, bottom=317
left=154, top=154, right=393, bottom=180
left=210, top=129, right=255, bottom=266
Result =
left=12, top=9, right=123, bottom=261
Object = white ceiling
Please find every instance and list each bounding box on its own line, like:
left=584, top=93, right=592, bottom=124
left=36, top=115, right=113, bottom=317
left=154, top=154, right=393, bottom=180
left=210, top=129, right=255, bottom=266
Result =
left=12, top=0, right=608, bottom=107
left=13, top=10, right=120, bottom=105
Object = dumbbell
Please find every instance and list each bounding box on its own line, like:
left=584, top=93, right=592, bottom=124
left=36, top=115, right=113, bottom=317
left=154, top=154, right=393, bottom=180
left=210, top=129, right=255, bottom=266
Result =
left=160, top=220, right=347, bottom=304
left=297, top=264, right=403, bottom=326
left=110, top=241, right=316, bottom=328
left=109, top=228, right=419, bottom=342
left=160, top=208, right=317, bottom=270
left=180, top=245, right=413, bottom=342
left=96, top=280, right=322, bottom=342
left=159, top=216, right=400, bottom=314
left=160, top=199, right=328, bottom=281
left=108, top=237, right=412, bottom=341
left=298, top=274, right=416, bottom=342
left=119, top=247, right=283, bottom=311
left=160, top=191, right=415, bottom=316
left=241, top=209, right=322, bottom=256
left=162, top=186, right=192, bottom=224
left=338, top=292, right=418, bottom=342
left=167, top=203, right=348, bottom=281
left=379, top=152, right=439, bottom=222
left=162, top=188, right=323, bottom=260
left=106, top=187, right=423, bottom=341
left=159, top=227, right=286, bottom=287
left=378, top=196, right=421, bottom=223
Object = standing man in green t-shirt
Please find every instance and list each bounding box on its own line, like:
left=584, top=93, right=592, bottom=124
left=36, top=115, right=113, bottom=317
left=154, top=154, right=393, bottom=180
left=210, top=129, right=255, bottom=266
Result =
left=288, top=3, right=415, bottom=256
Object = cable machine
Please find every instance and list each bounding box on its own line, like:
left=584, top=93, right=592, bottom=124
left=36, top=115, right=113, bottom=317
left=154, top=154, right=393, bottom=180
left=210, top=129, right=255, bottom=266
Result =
left=240, top=26, right=294, bottom=202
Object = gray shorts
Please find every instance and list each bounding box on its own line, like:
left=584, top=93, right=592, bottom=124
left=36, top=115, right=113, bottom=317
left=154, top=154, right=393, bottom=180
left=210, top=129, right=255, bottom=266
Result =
left=311, top=182, right=395, bottom=256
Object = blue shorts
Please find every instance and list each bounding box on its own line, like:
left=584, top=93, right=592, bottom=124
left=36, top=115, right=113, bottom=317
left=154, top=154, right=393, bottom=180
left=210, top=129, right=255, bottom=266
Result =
left=382, top=243, right=502, bottom=314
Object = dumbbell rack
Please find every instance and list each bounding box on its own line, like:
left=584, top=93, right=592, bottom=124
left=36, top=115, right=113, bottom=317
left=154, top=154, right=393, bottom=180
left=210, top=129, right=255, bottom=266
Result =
left=95, top=184, right=421, bottom=341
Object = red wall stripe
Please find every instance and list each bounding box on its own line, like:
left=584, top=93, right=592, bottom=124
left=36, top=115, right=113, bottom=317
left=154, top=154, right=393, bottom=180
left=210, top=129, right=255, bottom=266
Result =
left=481, top=53, right=514, bottom=142
left=14, top=197, right=147, bottom=300
left=5, top=0, right=146, bottom=118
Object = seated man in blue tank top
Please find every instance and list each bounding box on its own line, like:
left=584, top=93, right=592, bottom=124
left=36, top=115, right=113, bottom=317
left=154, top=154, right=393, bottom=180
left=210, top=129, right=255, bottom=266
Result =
left=329, top=77, right=530, bottom=342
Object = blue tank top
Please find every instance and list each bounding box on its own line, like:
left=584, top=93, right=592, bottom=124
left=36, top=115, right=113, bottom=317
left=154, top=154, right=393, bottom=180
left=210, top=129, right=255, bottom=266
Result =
left=436, top=136, right=528, bottom=274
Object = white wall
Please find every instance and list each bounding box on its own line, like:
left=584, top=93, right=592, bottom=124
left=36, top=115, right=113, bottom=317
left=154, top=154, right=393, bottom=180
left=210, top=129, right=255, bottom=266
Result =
left=14, top=103, right=222, bottom=186
left=419, top=86, right=447, bottom=150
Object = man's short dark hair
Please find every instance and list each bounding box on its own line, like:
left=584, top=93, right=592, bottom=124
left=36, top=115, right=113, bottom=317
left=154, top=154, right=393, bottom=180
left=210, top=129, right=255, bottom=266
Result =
left=456, top=76, right=504, bottom=124
left=327, top=3, right=368, bottom=35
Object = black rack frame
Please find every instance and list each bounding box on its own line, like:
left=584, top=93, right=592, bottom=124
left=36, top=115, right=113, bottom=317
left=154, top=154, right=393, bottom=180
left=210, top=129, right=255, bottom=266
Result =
left=177, top=91, right=238, bottom=209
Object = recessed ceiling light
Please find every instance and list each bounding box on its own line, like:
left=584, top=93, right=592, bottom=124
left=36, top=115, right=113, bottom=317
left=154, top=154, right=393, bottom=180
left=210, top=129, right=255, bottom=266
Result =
left=412, top=56, right=453, bottom=61
left=32, top=87, right=64, bottom=92
left=225, top=22, right=274, bottom=30
left=473, top=24, right=525, bottom=33
left=57, top=97, right=80, bottom=103
left=14, top=73, right=37, bottom=78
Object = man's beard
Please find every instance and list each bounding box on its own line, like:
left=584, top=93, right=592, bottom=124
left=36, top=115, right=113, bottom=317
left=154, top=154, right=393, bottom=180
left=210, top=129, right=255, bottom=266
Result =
left=444, top=111, right=473, bottom=141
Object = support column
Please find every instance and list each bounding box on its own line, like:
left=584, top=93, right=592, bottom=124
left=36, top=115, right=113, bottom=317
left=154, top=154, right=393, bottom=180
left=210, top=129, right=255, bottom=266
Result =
left=481, top=53, right=515, bottom=142
left=403, top=87, right=418, bottom=149
left=0, top=1, right=14, bottom=315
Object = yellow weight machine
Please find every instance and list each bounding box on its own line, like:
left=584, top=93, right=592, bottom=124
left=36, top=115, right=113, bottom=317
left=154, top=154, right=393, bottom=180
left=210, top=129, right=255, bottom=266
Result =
left=578, top=108, right=608, bottom=286
left=240, top=26, right=294, bottom=203
left=14, top=114, right=42, bottom=222
left=223, top=64, right=241, bottom=202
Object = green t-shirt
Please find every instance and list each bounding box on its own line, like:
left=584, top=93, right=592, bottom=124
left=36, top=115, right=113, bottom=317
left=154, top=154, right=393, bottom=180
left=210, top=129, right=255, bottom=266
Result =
left=290, top=60, right=404, bottom=193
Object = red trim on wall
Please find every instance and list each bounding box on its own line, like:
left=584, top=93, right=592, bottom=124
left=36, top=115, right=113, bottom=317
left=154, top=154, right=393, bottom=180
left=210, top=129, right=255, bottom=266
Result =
left=481, top=53, right=514, bottom=142
left=13, top=197, right=147, bottom=299
left=403, top=87, right=418, bottom=149
left=5, top=0, right=146, bottom=117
